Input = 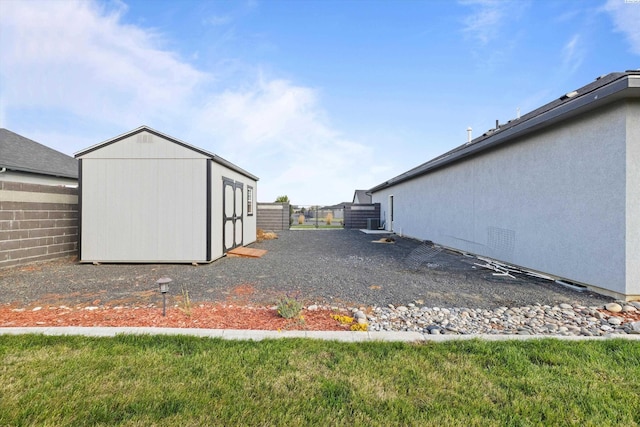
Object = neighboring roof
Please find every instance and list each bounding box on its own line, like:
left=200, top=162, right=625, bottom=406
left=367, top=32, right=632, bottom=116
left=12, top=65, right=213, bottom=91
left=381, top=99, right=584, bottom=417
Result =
left=370, top=70, right=640, bottom=193
left=321, top=202, right=352, bottom=209
left=75, top=125, right=259, bottom=181
left=0, top=128, right=78, bottom=179
left=353, top=190, right=372, bottom=204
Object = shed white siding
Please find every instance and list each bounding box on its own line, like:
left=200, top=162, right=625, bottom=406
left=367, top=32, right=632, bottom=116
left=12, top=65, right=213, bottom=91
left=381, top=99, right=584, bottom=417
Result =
left=81, top=158, right=207, bottom=262
left=371, top=74, right=639, bottom=301
left=76, top=127, right=258, bottom=263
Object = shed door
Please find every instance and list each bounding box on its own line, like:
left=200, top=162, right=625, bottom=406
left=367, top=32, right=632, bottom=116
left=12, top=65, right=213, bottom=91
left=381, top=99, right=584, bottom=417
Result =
left=223, top=178, right=244, bottom=252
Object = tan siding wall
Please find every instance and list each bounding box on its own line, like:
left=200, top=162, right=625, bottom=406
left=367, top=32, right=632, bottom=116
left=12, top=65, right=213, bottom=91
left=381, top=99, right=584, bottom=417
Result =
left=0, top=181, right=78, bottom=268
left=1, top=170, right=77, bottom=186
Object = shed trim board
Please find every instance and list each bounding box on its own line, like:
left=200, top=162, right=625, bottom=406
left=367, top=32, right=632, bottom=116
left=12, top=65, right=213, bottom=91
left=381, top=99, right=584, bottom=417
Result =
left=77, top=159, right=83, bottom=259
left=75, top=126, right=258, bottom=264
left=206, top=160, right=212, bottom=262
left=369, top=71, right=639, bottom=301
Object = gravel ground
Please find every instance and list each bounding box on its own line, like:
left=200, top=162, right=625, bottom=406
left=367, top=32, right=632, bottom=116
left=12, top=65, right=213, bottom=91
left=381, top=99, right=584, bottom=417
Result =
left=0, top=229, right=614, bottom=310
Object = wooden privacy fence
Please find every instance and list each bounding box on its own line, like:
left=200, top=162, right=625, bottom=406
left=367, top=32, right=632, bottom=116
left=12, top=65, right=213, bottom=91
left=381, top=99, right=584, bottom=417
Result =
left=257, top=202, right=290, bottom=231
left=0, top=181, right=78, bottom=268
left=343, top=203, right=381, bottom=229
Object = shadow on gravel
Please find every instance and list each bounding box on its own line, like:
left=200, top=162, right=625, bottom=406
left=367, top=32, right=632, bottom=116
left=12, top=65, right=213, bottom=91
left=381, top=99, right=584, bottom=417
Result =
left=0, top=229, right=613, bottom=309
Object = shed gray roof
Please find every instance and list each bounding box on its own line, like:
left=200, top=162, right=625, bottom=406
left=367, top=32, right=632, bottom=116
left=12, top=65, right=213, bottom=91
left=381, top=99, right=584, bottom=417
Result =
left=75, top=125, right=259, bottom=182
left=0, top=128, right=78, bottom=179
left=369, top=70, right=640, bottom=193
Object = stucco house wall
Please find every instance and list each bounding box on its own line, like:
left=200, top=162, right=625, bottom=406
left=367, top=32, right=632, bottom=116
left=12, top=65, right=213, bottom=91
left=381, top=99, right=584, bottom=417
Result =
left=626, top=100, right=640, bottom=299
left=371, top=72, right=639, bottom=300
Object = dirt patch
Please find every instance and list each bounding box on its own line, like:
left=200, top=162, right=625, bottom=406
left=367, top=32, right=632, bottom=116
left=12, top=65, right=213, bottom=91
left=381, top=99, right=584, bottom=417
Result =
left=231, top=284, right=256, bottom=297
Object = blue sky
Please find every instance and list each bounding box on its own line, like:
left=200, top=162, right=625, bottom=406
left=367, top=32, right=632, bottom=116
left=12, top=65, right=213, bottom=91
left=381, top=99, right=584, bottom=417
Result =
left=1, top=0, right=638, bottom=205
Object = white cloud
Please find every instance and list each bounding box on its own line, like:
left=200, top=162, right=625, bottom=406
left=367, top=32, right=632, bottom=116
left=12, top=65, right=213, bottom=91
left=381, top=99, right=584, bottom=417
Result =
left=0, top=0, right=384, bottom=205
left=604, top=0, right=640, bottom=55
left=458, top=0, right=529, bottom=70
left=561, top=34, right=585, bottom=74
left=191, top=76, right=376, bottom=204
left=460, top=0, right=505, bottom=45
left=0, top=0, right=206, bottom=128
left=204, top=15, right=232, bottom=26
left=0, top=97, right=6, bottom=129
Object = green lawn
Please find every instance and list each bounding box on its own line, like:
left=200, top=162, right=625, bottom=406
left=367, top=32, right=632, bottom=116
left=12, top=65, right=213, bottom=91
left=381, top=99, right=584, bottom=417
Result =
left=1, top=335, right=638, bottom=426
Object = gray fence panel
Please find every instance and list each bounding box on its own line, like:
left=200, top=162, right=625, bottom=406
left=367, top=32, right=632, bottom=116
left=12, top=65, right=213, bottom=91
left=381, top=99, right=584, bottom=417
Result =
left=257, top=202, right=290, bottom=231
left=343, top=203, right=381, bottom=229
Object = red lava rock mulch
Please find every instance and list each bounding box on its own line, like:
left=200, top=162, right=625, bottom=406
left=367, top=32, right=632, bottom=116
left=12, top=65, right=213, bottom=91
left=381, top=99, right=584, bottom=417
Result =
left=598, top=309, right=640, bottom=323
left=0, top=303, right=351, bottom=331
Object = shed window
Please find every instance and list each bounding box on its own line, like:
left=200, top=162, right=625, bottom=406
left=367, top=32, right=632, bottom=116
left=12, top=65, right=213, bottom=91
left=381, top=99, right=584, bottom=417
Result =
left=247, top=186, right=254, bottom=216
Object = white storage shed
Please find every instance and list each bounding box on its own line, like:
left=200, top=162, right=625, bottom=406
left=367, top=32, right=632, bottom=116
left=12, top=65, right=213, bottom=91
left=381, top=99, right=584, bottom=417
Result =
left=75, top=126, right=258, bottom=263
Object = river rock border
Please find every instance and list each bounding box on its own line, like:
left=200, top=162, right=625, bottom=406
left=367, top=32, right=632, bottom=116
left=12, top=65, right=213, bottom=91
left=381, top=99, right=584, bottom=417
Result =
left=338, top=301, right=640, bottom=336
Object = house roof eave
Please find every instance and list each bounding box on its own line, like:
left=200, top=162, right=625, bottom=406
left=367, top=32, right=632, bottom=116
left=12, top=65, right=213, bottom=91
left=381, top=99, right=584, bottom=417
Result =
left=369, top=71, right=640, bottom=194
left=0, top=164, right=78, bottom=180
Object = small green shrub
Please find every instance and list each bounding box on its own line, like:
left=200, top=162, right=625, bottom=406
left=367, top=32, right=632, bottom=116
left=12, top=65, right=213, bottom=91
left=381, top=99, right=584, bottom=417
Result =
left=276, top=296, right=303, bottom=319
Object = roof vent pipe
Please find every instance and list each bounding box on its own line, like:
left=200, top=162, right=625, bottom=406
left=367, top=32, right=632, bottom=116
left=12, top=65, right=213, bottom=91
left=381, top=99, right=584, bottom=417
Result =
left=495, top=119, right=499, bottom=129
left=466, top=127, right=472, bottom=144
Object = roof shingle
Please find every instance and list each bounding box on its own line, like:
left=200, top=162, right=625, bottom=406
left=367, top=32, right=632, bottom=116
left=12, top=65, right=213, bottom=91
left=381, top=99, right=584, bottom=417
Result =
left=0, top=128, right=78, bottom=179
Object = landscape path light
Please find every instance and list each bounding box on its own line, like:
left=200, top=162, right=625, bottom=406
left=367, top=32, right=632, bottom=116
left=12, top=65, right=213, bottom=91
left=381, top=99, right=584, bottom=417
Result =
left=157, top=277, right=172, bottom=316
